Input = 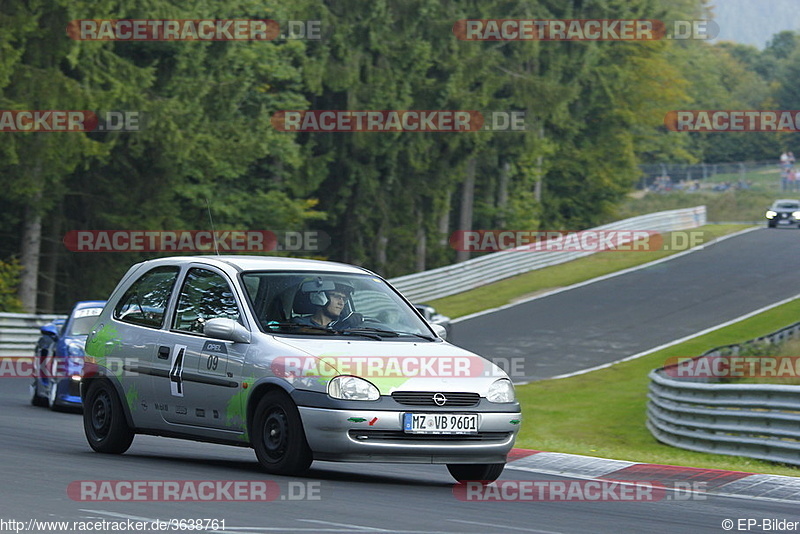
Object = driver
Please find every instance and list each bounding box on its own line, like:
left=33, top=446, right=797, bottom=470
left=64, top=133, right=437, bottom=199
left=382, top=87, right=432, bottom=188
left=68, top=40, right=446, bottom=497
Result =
left=293, top=281, right=358, bottom=329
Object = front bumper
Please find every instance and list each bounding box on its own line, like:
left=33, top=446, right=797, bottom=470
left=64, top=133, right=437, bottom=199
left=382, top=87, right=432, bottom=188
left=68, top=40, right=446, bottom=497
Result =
left=768, top=213, right=800, bottom=225
left=298, top=406, right=521, bottom=464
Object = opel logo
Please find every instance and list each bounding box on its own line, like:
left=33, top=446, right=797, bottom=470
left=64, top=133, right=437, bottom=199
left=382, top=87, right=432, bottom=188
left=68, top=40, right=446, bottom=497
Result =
left=433, top=392, right=447, bottom=406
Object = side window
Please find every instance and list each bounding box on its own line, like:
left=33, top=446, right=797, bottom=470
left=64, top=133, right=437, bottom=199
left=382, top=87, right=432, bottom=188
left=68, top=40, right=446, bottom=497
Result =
left=173, top=268, right=241, bottom=334
left=114, top=266, right=180, bottom=328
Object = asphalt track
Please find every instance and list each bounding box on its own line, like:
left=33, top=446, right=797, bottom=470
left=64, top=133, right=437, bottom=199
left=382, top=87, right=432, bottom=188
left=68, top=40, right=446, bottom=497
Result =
left=452, top=227, right=800, bottom=381
left=0, top=380, right=796, bottom=534
left=2, top=225, right=799, bottom=533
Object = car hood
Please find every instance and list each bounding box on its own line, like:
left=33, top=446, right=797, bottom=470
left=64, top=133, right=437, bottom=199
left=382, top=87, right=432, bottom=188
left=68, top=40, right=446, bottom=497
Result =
left=268, top=336, right=510, bottom=396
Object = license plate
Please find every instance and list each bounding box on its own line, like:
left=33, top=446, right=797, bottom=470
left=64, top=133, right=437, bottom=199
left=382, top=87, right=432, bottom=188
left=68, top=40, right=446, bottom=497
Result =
left=779, top=219, right=790, bottom=224
left=403, top=413, right=478, bottom=434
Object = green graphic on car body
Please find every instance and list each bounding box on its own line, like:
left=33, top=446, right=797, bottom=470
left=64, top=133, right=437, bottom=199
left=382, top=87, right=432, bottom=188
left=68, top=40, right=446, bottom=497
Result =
left=85, top=323, right=122, bottom=369
left=226, top=375, right=256, bottom=439
left=126, top=384, right=139, bottom=412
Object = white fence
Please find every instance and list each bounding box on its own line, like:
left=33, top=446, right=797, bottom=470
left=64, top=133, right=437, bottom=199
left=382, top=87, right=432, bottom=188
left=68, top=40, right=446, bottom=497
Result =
left=390, top=206, right=707, bottom=302
left=0, top=313, right=64, bottom=358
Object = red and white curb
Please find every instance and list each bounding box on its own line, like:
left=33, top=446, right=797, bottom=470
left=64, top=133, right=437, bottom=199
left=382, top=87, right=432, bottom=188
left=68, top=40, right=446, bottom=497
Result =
left=506, top=449, right=800, bottom=503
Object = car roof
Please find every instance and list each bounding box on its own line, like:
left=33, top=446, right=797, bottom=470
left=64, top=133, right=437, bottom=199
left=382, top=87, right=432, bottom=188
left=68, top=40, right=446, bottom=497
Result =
left=133, top=255, right=375, bottom=276
left=772, top=199, right=800, bottom=205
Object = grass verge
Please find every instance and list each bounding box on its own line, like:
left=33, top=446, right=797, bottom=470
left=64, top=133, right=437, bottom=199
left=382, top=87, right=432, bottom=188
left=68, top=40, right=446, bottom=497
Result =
left=430, top=224, right=751, bottom=320
left=513, top=296, right=800, bottom=477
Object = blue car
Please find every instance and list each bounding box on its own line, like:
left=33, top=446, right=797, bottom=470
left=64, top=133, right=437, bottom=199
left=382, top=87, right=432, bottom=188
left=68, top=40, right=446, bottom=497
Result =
left=31, top=301, right=106, bottom=410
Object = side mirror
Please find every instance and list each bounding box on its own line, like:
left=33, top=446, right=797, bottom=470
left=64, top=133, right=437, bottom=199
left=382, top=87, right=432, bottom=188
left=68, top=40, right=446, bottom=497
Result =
left=203, top=318, right=251, bottom=344
left=40, top=324, right=60, bottom=338
left=431, top=323, right=447, bottom=341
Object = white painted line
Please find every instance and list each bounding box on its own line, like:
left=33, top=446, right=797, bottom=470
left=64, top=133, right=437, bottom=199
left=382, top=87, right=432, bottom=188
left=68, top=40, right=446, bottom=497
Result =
left=79, top=510, right=157, bottom=522
left=548, top=290, right=800, bottom=380
left=448, top=518, right=563, bottom=534
left=298, top=519, right=390, bottom=532
left=453, top=226, right=760, bottom=324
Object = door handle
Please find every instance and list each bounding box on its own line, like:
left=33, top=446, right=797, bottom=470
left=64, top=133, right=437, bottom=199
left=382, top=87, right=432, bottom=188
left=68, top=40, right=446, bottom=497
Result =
left=158, top=346, right=170, bottom=360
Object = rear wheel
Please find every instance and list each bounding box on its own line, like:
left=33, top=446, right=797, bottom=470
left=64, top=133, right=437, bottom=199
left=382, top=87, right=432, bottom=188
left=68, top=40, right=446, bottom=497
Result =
left=447, top=463, right=505, bottom=484
left=83, top=380, right=134, bottom=454
left=252, top=390, right=312, bottom=475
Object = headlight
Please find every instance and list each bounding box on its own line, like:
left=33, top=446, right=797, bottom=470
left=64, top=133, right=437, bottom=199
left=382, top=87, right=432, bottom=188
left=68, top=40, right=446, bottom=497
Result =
left=487, top=378, right=516, bottom=403
left=793, top=211, right=800, bottom=219
left=766, top=210, right=777, bottom=219
left=328, top=376, right=380, bottom=401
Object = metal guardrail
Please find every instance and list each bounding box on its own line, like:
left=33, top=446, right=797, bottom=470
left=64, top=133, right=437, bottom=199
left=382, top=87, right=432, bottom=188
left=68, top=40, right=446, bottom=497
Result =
left=647, top=321, right=800, bottom=467
left=0, top=313, right=64, bottom=358
left=390, top=206, right=707, bottom=302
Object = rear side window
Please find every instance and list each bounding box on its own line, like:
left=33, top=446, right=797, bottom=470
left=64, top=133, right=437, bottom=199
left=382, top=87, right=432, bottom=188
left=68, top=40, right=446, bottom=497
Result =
left=114, top=266, right=180, bottom=328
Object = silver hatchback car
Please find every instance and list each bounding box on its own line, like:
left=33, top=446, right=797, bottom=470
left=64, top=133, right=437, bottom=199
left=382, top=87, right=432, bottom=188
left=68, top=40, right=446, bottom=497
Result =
left=82, top=256, right=521, bottom=482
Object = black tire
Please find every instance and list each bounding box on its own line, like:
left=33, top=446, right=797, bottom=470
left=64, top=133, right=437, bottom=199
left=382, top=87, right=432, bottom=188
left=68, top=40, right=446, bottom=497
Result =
left=768, top=222, right=777, bottom=228
left=48, top=380, right=62, bottom=411
left=30, top=381, right=48, bottom=407
left=447, top=463, right=505, bottom=484
left=83, top=380, right=134, bottom=454
left=252, top=390, right=312, bottom=475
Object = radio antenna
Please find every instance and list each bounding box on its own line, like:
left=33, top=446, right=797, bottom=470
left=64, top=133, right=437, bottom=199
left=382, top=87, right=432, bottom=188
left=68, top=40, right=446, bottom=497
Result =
left=205, top=198, right=220, bottom=256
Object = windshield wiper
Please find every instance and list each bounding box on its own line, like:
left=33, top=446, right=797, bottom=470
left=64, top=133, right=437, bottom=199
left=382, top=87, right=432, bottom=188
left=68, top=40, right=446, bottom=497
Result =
left=264, top=322, right=337, bottom=335
left=341, top=327, right=436, bottom=341
left=340, top=327, right=399, bottom=339
left=265, top=322, right=384, bottom=340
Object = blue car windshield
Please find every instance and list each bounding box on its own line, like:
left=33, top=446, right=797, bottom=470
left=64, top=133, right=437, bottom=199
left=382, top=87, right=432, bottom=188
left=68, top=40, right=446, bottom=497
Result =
left=69, top=308, right=103, bottom=336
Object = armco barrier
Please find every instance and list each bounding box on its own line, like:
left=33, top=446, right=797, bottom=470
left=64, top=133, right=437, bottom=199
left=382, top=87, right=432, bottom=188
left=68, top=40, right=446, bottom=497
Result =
left=0, top=313, right=64, bottom=359
left=389, top=206, right=706, bottom=302
left=647, top=321, right=800, bottom=467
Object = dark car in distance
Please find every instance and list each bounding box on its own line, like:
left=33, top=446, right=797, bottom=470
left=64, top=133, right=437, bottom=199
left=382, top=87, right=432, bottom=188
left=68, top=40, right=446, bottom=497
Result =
left=766, top=199, right=800, bottom=228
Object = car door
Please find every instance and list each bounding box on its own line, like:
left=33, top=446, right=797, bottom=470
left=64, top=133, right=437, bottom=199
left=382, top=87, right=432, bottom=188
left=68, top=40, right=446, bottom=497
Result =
left=109, top=265, right=181, bottom=428
left=154, top=265, right=247, bottom=431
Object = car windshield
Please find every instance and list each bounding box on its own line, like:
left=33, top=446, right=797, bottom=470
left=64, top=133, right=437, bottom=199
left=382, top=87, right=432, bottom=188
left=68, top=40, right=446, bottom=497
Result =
left=69, top=308, right=104, bottom=336
left=773, top=202, right=800, bottom=209
left=241, top=271, right=433, bottom=339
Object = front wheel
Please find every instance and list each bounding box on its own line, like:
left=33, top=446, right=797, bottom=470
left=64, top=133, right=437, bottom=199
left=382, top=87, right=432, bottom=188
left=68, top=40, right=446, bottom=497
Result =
left=30, top=380, right=48, bottom=407
left=49, top=380, right=61, bottom=411
left=252, top=390, right=312, bottom=475
left=447, top=463, right=505, bottom=484
left=83, top=380, right=134, bottom=454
